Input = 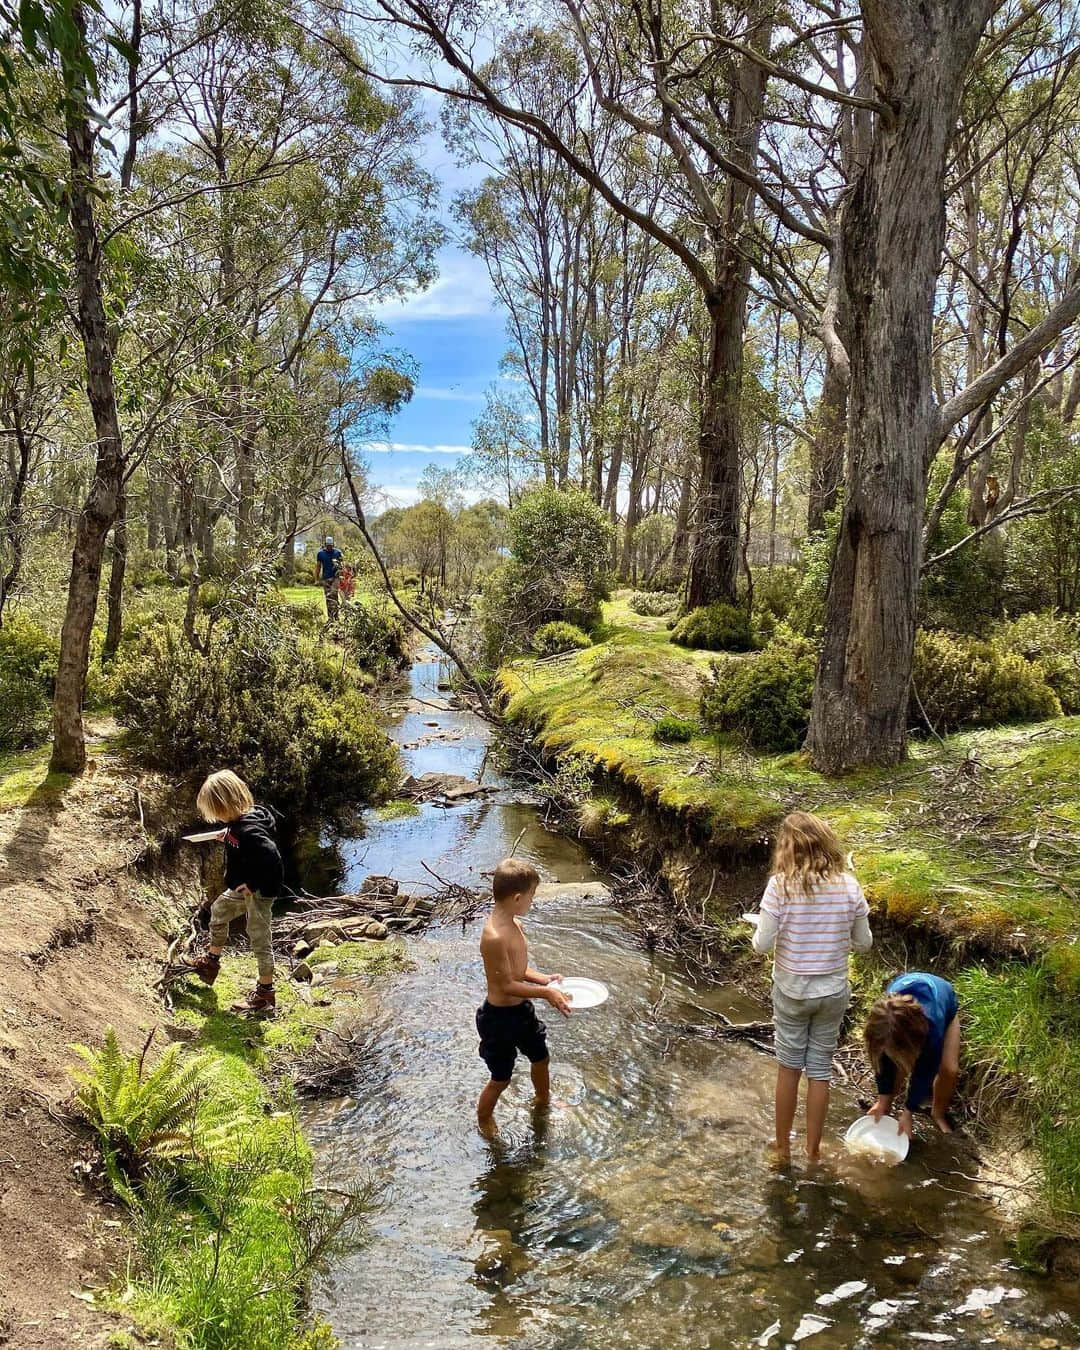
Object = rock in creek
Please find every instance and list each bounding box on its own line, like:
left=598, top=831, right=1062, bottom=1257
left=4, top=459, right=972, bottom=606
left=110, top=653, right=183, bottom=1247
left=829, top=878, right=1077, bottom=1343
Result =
left=360, top=874, right=398, bottom=899
left=301, top=917, right=389, bottom=944
left=400, top=772, right=492, bottom=803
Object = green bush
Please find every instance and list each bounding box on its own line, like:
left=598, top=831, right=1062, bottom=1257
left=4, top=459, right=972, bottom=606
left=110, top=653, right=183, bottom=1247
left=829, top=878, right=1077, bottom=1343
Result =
left=112, top=609, right=397, bottom=815
left=652, top=714, right=697, bottom=744
left=532, top=621, right=592, bottom=656
left=671, top=602, right=756, bottom=652
left=911, top=629, right=1061, bottom=734
left=701, top=627, right=817, bottom=752
left=628, top=590, right=679, bottom=617
left=339, top=600, right=408, bottom=675
left=480, top=486, right=613, bottom=661
left=0, top=615, right=59, bottom=750
left=993, top=611, right=1080, bottom=714
left=750, top=566, right=802, bottom=638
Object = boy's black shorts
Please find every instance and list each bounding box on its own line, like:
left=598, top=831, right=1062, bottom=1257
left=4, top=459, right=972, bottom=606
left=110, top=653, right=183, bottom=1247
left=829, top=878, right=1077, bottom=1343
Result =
left=476, top=999, right=549, bottom=1082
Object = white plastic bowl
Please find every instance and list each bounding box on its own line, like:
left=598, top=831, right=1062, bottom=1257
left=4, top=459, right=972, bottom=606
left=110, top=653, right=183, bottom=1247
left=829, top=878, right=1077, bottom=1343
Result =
left=843, top=1114, right=910, bottom=1164
left=558, top=977, right=609, bottom=1009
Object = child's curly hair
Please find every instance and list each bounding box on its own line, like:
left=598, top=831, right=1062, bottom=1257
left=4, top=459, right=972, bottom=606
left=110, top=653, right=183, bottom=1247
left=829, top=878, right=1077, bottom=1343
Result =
left=771, top=810, right=845, bottom=897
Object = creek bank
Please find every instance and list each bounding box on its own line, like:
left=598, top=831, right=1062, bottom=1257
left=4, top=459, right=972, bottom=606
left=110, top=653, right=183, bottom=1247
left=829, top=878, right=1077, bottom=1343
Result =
left=496, top=598, right=1080, bottom=1250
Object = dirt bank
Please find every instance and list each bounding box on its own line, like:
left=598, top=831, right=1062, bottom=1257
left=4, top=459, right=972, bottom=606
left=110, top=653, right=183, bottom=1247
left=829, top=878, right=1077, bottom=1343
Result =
left=0, top=742, right=189, bottom=1348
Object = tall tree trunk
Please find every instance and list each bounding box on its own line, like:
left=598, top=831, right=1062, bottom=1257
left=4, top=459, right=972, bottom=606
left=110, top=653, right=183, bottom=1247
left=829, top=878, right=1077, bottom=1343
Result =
left=102, top=489, right=127, bottom=661
left=51, top=10, right=126, bottom=772
left=686, top=18, right=769, bottom=607
left=807, top=0, right=993, bottom=774
left=686, top=292, right=747, bottom=607
left=0, top=402, right=32, bottom=624
left=671, top=460, right=694, bottom=583
left=807, top=327, right=848, bottom=533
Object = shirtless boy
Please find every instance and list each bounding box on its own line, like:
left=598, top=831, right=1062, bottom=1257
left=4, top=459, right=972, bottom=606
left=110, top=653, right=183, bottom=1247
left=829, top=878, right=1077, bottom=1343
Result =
left=476, top=858, right=571, bottom=1130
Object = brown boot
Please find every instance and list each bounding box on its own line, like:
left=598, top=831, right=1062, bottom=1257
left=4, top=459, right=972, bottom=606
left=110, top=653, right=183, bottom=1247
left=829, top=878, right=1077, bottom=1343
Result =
left=181, top=952, right=221, bottom=985
left=231, top=983, right=276, bottom=1016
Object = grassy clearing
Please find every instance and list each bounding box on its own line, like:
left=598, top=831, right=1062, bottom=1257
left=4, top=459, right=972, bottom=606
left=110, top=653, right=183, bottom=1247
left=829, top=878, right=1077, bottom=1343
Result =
left=98, top=942, right=405, bottom=1347
left=499, top=594, right=1080, bottom=1228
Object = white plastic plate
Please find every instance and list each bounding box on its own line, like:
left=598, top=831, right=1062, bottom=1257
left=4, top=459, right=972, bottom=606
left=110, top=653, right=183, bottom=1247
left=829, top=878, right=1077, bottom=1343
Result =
left=558, top=977, right=609, bottom=1009
left=183, top=829, right=227, bottom=843
left=843, top=1114, right=910, bottom=1163
left=741, top=911, right=761, bottom=927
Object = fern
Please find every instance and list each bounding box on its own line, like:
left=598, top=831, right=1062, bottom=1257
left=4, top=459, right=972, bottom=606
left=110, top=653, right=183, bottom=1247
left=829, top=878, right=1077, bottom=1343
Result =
left=70, top=1028, right=230, bottom=1202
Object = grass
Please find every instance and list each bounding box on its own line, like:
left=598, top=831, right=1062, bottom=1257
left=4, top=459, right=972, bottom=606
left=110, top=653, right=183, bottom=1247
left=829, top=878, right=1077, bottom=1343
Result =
left=499, top=593, right=1080, bottom=1228
left=93, top=941, right=404, bottom=1347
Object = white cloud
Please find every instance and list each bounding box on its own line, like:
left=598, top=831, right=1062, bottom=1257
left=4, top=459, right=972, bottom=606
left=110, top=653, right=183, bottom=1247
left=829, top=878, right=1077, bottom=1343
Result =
left=363, top=441, right=472, bottom=455
left=368, top=249, right=496, bottom=321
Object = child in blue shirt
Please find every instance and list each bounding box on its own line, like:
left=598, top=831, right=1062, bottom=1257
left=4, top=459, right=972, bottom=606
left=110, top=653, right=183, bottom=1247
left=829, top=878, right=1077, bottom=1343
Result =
left=863, top=971, right=960, bottom=1138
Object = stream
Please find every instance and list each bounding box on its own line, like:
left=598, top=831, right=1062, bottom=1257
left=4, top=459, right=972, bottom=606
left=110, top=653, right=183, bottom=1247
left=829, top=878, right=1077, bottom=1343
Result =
left=301, top=644, right=1079, bottom=1349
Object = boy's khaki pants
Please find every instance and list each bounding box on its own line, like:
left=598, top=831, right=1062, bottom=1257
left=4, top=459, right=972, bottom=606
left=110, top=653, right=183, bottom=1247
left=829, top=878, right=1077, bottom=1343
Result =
left=208, top=888, right=275, bottom=982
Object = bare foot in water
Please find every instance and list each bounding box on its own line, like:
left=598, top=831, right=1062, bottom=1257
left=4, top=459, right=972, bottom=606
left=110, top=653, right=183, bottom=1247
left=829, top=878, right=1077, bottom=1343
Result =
left=477, top=1114, right=499, bottom=1141
left=768, top=1141, right=792, bottom=1169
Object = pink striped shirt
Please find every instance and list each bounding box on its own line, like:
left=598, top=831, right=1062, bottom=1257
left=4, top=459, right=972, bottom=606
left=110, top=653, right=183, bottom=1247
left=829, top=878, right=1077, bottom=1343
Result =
left=758, top=871, right=870, bottom=979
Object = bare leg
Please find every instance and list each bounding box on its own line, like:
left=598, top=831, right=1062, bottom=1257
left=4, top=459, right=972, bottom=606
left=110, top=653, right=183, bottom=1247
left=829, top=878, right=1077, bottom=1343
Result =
left=931, top=1018, right=960, bottom=1132
left=774, top=1065, right=801, bottom=1161
left=805, top=1078, right=830, bottom=1161
left=477, top=1078, right=510, bottom=1135
left=530, top=1058, right=550, bottom=1106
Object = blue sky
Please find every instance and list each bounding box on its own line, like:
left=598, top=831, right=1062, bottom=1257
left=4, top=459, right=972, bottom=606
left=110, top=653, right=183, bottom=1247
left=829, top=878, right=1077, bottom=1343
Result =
left=362, top=103, right=507, bottom=507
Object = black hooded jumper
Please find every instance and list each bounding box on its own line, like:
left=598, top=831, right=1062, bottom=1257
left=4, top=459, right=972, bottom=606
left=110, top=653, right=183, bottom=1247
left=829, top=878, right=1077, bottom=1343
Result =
left=222, top=806, right=283, bottom=898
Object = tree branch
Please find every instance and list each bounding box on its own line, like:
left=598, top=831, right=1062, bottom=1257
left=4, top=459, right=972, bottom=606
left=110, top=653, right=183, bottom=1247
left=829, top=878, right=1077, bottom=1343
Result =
left=936, top=281, right=1080, bottom=441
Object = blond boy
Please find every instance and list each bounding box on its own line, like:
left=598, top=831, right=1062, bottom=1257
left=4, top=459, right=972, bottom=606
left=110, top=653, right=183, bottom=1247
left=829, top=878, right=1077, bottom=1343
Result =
left=182, top=770, right=283, bottom=1015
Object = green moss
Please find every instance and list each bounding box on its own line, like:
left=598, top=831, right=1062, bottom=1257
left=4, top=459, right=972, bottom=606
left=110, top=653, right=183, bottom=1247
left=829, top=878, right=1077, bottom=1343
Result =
left=373, top=797, right=421, bottom=821
left=0, top=745, right=70, bottom=809
left=307, top=938, right=411, bottom=978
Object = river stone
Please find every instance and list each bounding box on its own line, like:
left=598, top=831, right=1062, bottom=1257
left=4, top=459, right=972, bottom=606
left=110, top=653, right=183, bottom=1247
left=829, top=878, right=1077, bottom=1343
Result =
left=360, top=874, right=398, bottom=898
left=400, top=772, right=487, bottom=802
left=292, top=939, right=314, bottom=959
left=292, top=960, right=313, bottom=983
left=301, top=916, right=389, bottom=944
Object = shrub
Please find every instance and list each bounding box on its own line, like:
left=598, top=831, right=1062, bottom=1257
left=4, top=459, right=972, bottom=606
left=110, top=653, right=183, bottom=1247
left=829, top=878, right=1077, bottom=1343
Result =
left=479, top=485, right=613, bottom=660
left=993, top=611, right=1080, bottom=714
left=532, top=621, right=592, bottom=656
left=750, top=565, right=802, bottom=640
left=339, top=600, right=408, bottom=675
left=652, top=714, right=697, bottom=744
left=628, top=590, right=679, bottom=617
left=911, top=629, right=1061, bottom=733
left=112, top=609, right=398, bottom=815
left=671, top=602, right=756, bottom=652
left=701, top=627, right=817, bottom=752
left=0, top=615, right=59, bottom=750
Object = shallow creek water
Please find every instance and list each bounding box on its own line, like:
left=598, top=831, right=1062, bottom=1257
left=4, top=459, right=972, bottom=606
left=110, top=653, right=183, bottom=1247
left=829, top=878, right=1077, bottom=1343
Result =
left=302, top=645, right=1079, bottom=1349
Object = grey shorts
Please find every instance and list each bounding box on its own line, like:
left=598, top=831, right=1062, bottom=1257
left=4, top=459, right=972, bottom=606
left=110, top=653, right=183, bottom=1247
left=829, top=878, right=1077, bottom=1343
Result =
left=772, top=984, right=849, bottom=1082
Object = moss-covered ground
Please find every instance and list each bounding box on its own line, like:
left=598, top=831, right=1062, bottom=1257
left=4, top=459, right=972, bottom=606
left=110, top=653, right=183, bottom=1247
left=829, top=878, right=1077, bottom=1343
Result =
left=499, top=594, right=1080, bottom=1232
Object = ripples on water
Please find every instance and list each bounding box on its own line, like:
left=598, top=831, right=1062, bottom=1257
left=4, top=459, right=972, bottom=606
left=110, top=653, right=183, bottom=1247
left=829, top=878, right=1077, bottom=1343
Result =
left=304, top=649, right=1079, bottom=1349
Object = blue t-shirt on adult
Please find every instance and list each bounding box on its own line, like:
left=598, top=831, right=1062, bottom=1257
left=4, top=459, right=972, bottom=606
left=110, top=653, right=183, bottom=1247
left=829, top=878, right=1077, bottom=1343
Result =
left=874, top=971, right=958, bottom=1109
left=317, top=546, right=342, bottom=581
